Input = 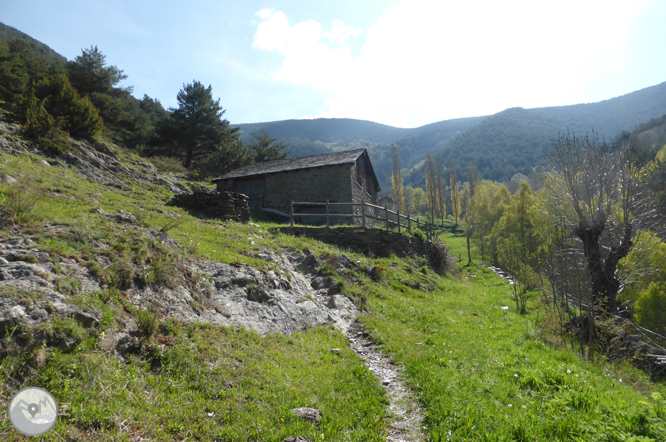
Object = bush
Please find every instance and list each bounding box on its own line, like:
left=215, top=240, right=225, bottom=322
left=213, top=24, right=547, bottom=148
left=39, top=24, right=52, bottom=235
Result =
left=0, top=182, right=42, bottom=225
left=428, top=238, right=453, bottom=275
left=14, top=75, right=103, bottom=143
left=411, top=229, right=426, bottom=241
left=634, top=283, right=666, bottom=335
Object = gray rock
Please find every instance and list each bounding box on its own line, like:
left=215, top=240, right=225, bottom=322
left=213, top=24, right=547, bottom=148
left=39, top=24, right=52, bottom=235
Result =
left=328, top=295, right=353, bottom=310
left=301, top=253, right=321, bottom=270
left=290, top=407, right=323, bottom=426
left=310, top=277, right=331, bottom=290
left=73, top=310, right=99, bottom=328
left=246, top=284, right=271, bottom=303
left=0, top=174, right=18, bottom=184
left=281, top=438, right=313, bottom=442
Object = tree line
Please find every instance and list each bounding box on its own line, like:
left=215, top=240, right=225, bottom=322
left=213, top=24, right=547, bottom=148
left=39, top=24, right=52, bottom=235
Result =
left=0, top=40, right=289, bottom=176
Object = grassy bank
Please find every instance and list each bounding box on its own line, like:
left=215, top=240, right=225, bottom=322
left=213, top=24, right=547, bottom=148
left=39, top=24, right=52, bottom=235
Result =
left=357, top=231, right=666, bottom=441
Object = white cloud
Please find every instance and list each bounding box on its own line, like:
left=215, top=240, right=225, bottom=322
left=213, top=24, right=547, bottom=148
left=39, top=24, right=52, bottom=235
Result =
left=253, top=1, right=647, bottom=127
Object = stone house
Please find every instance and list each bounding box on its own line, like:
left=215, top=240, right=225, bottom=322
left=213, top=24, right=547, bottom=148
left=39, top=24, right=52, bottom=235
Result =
left=212, top=149, right=380, bottom=225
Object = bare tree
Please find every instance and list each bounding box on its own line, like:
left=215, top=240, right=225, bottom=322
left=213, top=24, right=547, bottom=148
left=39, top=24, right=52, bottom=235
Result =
left=543, top=133, right=658, bottom=314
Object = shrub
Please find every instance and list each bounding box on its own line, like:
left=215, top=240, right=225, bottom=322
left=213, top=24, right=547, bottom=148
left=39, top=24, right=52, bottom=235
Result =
left=137, top=309, right=160, bottom=338
left=411, top=229, right=426, bottom=241
left=428, top=237, right=453, bottom=275
left=634, top=283, right=666, bottom=335
left=0, top=182, right=42, bottom=225
left=370, top=264, right=386, bottom=281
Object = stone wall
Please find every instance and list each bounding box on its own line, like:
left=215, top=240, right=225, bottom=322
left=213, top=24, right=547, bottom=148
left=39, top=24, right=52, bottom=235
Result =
left=279, top=226, right=451, bottom=273
left=170, top=190, right=250, bottom=222
left=265, top=164, right=353, bottom=214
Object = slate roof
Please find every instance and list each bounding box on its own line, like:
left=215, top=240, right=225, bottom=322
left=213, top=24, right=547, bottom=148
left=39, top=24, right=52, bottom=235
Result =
left=212, top=148, right=368, bottom=182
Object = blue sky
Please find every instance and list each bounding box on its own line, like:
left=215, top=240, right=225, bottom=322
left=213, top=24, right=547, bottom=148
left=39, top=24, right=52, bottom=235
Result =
left=2, top=0, right=665, bottom=128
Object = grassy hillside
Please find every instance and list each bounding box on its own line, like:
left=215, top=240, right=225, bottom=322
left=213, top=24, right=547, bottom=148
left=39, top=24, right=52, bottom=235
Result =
left=1, top=128, right=666, bottom=440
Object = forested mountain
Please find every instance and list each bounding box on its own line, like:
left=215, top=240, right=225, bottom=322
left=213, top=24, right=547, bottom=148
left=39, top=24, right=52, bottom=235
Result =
left=0, top=22, right=66, bottom=67
left=236, top=82, right=666, bottom=190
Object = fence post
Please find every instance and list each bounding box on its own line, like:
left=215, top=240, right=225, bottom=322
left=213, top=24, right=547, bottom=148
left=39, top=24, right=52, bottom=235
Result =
left=385, top=206, right=389, bottom=231
left=290, top=200, right=294, bottom=226
left=397, top=209, right=401, bottom=234
left=361, top=200, right=366, bottom=229
left=408, top=214, right=411, bottom=231
left=326, top=200, right=330, bottom=228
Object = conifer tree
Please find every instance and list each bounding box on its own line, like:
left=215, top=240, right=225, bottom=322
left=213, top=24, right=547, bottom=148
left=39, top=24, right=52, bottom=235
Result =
left=250, top=129, right=290, bottom=163
left=163, top=80, right=238, bottom=168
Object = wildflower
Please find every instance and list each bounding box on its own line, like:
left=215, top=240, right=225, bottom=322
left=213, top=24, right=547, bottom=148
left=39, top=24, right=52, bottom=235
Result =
left=507, top=404, right=512, bottom=408
left=567, top=369, right=571, bottom=374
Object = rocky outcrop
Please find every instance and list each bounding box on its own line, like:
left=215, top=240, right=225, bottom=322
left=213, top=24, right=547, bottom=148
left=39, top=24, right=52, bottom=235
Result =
left=0, top=230, right=358, bottom=355
left=169, top=190, right=250, bottom=222
left=0, top=122, right=190, bottom=194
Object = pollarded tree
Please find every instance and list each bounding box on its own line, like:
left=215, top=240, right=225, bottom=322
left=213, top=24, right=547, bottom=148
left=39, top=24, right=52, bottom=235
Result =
left=543, top=132, right=658, bottom=314
left=164, top=80, right=239, bottom=168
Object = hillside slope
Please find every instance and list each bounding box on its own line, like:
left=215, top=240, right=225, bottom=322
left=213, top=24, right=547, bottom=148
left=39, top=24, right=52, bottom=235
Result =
left=1, top=121, right=666, bottom=440
left=0, top=22, right=66, bottom=67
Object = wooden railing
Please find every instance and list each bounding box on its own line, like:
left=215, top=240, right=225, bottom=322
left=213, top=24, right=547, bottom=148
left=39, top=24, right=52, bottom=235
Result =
left=289, top=200, right=434, bottom=241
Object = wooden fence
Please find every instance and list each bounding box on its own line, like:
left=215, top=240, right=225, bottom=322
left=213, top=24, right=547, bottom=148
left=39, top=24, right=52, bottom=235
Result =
left=290, top=200, right=434, bottom=241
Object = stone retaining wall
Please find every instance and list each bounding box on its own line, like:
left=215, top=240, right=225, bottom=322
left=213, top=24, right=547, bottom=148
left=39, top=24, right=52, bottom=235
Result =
left=170, top=191, right=250, bottom=222
left=280, top=227, right=451, bottom=273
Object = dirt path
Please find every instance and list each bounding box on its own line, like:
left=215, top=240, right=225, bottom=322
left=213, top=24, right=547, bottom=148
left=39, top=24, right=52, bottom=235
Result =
left=346, top=321, right=424, bottom=442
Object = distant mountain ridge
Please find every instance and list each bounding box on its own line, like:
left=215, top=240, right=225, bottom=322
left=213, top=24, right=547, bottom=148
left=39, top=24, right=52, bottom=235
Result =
left=238, top=81, right=666, bottom=189
left=3, top=20, right=665, bottom=190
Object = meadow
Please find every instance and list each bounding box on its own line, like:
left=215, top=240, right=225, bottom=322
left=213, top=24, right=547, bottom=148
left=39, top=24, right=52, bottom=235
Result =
left=1, top=147, right=665, bottom=440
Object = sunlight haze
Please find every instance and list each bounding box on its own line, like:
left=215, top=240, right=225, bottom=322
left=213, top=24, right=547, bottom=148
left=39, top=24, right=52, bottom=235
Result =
left=1, top=0, right=664, bottom=127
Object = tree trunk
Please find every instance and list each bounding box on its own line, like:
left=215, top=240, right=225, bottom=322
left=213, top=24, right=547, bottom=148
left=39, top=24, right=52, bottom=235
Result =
left=467, top=235, right=472, bottom=265
left=575, top=223, right=632, bottom=313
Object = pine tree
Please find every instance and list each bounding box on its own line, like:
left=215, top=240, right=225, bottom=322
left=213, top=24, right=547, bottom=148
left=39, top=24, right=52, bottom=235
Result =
left=163, top=80, right=238, bottom=168
left=250, top=129, right=290, bottom=163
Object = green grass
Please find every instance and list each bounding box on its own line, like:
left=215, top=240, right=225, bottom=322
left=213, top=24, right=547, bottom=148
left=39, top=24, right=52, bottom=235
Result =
left=1, top=324, right=387, bottom=441
left=352, top=232, right=666, bottom=441
left=1, top=145, right=666, bottom=441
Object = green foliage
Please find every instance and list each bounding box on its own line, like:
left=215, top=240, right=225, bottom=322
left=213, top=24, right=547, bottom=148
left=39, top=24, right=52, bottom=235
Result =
left=634, top=283, right=666, bottom=336
left=0, top=181, right=42, bottom=225
left=619, top=232, right=666, bottom=303
left=33, top=74, right=103, bottom=140
left=0, top=37, right=56, bottom=103
left=193, top=138, right=253, bottom=178
left=66, top=46, right=128, bottom=98
left=161, top=80, right=239, bottom=168
left=249, top=128, right=290, bottom=163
